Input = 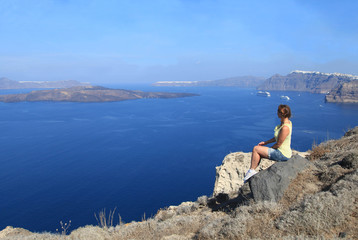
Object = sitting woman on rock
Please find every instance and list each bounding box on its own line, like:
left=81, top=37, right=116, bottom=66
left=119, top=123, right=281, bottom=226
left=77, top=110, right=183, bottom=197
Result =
left=244, top=104, right=292, bottom=182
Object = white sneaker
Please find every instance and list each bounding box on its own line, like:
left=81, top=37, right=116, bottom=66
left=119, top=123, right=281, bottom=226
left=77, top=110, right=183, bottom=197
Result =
left=244, top=169, right=258, bottom=182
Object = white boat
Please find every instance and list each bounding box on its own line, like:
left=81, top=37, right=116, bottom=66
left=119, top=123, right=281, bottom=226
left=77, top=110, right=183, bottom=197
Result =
left=280, top=95, right=290, bottom=100
left=257, top=91, right=271, bottom=97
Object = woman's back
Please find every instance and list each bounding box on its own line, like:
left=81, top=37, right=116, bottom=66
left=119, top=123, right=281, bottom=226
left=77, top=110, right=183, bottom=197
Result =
left=274, top=121, right=292, bottom=158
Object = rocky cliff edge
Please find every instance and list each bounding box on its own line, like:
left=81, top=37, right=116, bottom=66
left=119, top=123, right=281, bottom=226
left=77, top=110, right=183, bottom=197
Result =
left=325, top=80, right=358, bottom=103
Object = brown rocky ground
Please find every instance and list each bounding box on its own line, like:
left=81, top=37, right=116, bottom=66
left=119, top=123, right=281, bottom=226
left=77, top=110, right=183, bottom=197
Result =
left=1, top=127, right=357, bottom=240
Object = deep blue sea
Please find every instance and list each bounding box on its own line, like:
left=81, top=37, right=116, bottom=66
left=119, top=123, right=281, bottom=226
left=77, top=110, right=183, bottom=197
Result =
left=0, top=86, right=357, bottom=233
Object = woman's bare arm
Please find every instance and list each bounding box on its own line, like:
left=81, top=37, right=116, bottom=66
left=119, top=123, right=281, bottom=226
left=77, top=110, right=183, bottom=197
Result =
left=258, top=137, right=276, bottom=146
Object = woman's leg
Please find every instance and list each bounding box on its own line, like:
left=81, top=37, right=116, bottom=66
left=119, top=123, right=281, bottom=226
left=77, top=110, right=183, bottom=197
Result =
left=250, top=145, right=269, bottom=169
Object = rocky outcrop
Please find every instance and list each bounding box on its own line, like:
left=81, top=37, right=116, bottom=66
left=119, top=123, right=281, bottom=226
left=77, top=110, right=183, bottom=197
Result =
left=153, top=76, right=265, bottom=88
left=213, top=150, right=308, bottom=197
left=213, top=152, right=275, bottom=197
left=257, top=70, right=357, bottom=93
left=0, top=226, right=32, bottom=238
left=0, top=77, right=90, bottom=89
left=325, top=80, right=358, bottom=103
left=249, top=155, right=310, bottom=202
left=0, top=86, right=199, bottom=103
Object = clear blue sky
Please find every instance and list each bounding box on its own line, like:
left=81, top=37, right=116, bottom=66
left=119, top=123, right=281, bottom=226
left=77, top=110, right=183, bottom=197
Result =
left=1, top=0, right=357, bottom=84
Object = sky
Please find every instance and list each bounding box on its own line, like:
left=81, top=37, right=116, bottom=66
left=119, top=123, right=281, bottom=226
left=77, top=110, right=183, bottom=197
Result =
left=0, top=0, right=357, bottom=84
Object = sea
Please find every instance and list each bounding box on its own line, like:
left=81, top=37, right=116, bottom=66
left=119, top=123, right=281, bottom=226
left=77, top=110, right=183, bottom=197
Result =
left=0, top=85, right=357, bottom=233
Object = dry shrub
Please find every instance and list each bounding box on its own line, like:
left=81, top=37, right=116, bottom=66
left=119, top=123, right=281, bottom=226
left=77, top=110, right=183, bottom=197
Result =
left=161, top=234, right=193, bottom=240
left=195, top=217, right=232, bottom=240
left=318, top=164, right=350, bottom=189
left=195, top=211, right=251, bottom=240
left=175, top=202, right=200, bottom=215
left=155, top=202, right=201, bottom=222
left=195, top=205, right=253, bottom=239
left=344, top=126, right=358, bottom=137
left=196, top=202, right=284, bottom=240
left=280, top=167, right=321, bottom=210
left=324, top=129, right=358, bottom=154
left=94, top=208, right=118, bottom=229
left=309, top=143, right=330, bottom=160
left=155, top=207, right=177, bottom=222
left=196, top=195, right=208, bottom=206
left=277, top=192, right=343, bottom=237
left=328, top=170, right=358, bottom=238
left=70, top=226, right=112, bottom=240
left=244, top=202, right=284, bottom=239
left=112, top=214, right=208, bottom=240
left=0, top=227, right=63, bottom=240
left=217, top=218, right=247, bottom=240
left=276, top=170, right=358, bottom=238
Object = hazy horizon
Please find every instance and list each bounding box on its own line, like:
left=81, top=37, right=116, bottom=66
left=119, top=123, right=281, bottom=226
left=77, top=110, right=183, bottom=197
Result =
left=1, top=0, right=357, bottom=84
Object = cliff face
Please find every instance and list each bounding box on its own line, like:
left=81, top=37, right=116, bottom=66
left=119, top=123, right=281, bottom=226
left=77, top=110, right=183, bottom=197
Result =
left=213, top=152, right=275, bottom=197
left=325, top=80, right=358, bottom=103
left=257, top=70, right=357, bottom=93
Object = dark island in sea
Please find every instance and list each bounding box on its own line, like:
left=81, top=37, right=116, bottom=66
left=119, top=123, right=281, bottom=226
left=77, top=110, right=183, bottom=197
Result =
left=0, top=77, right=90, bottom=89
left=0, top=86, right=199, bottom=103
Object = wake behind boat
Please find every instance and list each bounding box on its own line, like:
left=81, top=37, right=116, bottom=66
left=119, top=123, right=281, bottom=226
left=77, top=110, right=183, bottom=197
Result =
left=280, top=95, right=290, bottom=101
left=257, top=91, right=271, bottom=97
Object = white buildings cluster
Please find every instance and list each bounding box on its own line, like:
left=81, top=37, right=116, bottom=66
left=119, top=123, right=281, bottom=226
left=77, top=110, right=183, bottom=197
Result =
left=292, top=70, right=358, bottom=80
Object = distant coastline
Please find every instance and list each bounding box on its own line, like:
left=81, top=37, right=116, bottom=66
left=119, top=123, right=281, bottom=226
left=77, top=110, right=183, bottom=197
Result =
left=153, top=70, right=358, bottom=103
left=152, top=76, right=265, bottom=88
left=2, top=70, right=357, bottom=103
left=0, top=77, right=90, bottom=89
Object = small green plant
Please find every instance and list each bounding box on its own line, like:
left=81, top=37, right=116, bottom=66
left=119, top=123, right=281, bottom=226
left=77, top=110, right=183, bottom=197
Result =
left=94, top=207, right=117, bottom=228
left=56, top=220, right=71, bottom=235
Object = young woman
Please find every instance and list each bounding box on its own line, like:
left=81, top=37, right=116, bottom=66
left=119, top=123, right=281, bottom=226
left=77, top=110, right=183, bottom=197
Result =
left=244, top=104, right=292, bottom=182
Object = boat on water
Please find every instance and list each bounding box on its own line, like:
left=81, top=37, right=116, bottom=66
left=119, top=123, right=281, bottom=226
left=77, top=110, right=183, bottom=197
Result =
left=280, top=95, right=290, bottom=101
left=257, top=91, right=271, bottom=97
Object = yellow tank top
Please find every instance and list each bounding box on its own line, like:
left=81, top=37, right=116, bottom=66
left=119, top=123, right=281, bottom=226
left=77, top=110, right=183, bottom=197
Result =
left=274, top=121, right=292, bottom=158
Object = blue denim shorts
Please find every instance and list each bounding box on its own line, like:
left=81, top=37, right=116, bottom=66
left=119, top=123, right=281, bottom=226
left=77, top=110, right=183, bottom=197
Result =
left=268, top=148, right=289, bottom=161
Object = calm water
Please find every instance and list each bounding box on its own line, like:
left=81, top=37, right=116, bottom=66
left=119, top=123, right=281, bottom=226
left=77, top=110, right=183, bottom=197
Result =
left=0, top=86, right=357, bottom=232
